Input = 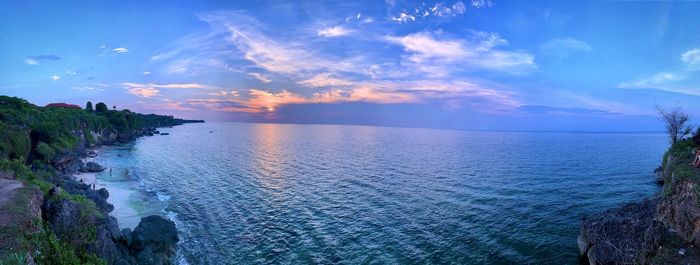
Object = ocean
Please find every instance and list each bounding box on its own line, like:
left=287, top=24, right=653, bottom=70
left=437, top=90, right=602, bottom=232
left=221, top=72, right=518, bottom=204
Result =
left=83, top=122, right=666, bottom=264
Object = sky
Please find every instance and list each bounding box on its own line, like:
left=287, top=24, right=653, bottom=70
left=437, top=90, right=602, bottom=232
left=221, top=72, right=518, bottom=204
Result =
left=1, top=0, right=700, bottom=132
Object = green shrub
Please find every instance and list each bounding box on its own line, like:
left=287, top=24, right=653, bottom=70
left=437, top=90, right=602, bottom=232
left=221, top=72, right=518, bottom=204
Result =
left=36, top=142, right=56, bottom=161
left=30, top=227, right=106, bottom=265
left=0, top=159, right=33, bottom=181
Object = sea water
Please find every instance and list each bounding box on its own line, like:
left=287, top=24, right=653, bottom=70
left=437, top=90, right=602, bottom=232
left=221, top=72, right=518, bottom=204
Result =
left=88, top=122, right=666, bottom=264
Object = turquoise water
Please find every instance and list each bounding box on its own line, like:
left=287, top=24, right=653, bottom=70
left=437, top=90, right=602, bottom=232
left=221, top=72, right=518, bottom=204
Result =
left=90, top=122, right=666, bottom=264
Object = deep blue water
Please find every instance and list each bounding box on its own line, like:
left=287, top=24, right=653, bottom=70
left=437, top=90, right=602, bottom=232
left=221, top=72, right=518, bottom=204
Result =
left=87, top=122, right=667, bottom=264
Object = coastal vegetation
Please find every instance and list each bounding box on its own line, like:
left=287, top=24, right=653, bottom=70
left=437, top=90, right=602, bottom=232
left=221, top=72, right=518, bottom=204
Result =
left=579, top=106, right=700, bottom=264
left=0, top=95, right=200, bottom=264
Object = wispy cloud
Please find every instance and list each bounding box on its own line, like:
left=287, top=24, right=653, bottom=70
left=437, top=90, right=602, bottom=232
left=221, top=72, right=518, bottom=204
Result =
left=70, top=86, right=103, bottom=91
left=470, top=0, right=494, bottom=8
left=122, top=82, right=211, bottom=98
left=247, top=72, right=272, bottom=83
left=25, top=54, right=61, bottom=65
left=113, top=47, right=129, bottom=53
left=386, top=30, right=536, bottom=75
left=298, top=73, right=353, bottom=88
left=389, top=1, right=470, bottom=23
left=618, top=72, right=682, bottom=89
left=50, top=75, right=61, bottom=81
left=681, top=48, right=700, bottom=69
left=187, top=78, right=518, bottom=114
left=318, top=26, right=351, bottom=37
left=540, top=37, right=592, bottom=60
left=127, top=87, right=160, bottom=98
left=617, top=72, right=700, bottom=96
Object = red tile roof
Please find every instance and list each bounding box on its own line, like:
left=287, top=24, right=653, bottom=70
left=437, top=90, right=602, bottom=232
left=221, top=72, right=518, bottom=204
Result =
left=45, top=103, right=82, bottom=109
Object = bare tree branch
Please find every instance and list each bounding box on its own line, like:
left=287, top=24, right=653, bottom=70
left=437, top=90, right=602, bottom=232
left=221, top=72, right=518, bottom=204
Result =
left=656, top=104, right=691, bottom=146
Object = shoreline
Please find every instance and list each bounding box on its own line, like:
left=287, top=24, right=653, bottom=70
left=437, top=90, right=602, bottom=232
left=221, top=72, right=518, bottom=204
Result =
left=74, top=130, right=190, bottom=264
left=50, top=125, right=189, bottom=264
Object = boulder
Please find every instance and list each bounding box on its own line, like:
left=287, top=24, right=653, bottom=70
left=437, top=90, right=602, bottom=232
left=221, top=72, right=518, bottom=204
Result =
left=129, top=215, right=179, bottom=265
left=81, top=161, right=106, bottom=173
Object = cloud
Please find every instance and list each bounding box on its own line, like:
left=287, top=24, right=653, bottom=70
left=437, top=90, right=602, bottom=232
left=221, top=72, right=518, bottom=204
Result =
left=681, top=48, right=700, bottom=69
left=25, top=54, right=61, bottom=65
left=515, top=105, right=618, bottom=115
left=390, top=12, right=416, bottom=23
left=121, top=82, right=209, bottom=89
left=65, top=70, right=77, bottom=75
left=389, top=1, right=471, bottom=23
left=70, top=86, right=103, bottom=91
left=113, top=47, right=129, bottom=53
left=150, top=10, right=524, bottom=116
left=617, top=72, right=700, bottom=96
left=121, top=82, right=211, bottom=98
left=50, top=75, right=61, bottom=81
left=318, top=26, right=351, bottom=37
left=127, top=87, right=160, bottom=98
left=143, top=71, right=151, bottom=75
left=386, top=30, right=536, bottom=75
left=540, top=37, right=592, bottom=60
left=298, top=73, right=353, bottom=87
left=247, top=72, right=272, bottom=83
left=189, top=77, right=518, bottom=114
left=618, top=72, right=682, bottom=89
left=471, top=0, right=494, bottom=8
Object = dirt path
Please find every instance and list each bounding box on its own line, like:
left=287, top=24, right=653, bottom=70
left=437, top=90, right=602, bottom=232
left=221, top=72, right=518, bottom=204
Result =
left=0, top=178, right=23, bottom=207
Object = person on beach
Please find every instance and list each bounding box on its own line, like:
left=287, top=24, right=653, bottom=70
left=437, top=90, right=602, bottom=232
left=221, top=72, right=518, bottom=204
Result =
left=691, top=148, right=700, bottom=168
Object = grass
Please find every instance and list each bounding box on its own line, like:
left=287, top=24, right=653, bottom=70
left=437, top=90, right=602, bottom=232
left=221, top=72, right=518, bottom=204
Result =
left=660, top=139, right=700, bottom=197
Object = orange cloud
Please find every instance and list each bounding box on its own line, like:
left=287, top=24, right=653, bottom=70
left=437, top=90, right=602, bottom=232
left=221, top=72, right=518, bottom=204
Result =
left=127, top=87, right=159, bottom=98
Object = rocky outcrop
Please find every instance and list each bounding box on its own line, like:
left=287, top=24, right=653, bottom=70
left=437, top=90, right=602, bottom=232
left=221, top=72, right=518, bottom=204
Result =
left=81, top=161, right=106, bottom=173
left=129, top=216, right=179, bottom=265
left=579, top=152, right=700, bottom=264
left=657, top=179, right=700, bottom=243
left=578, top=199, right=673, bottom=264
left=43, top=179, right=179, bottom=265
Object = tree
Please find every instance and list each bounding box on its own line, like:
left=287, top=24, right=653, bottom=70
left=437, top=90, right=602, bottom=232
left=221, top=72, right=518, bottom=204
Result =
left=95, top=102, right=108, bottom=113
left=657, top=104, right=692, bottom=147
left=85, top=101, right=93, bottom=112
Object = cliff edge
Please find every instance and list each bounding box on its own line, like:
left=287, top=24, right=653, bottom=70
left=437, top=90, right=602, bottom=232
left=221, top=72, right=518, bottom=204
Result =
left=579, top=139, right=700, bottom=264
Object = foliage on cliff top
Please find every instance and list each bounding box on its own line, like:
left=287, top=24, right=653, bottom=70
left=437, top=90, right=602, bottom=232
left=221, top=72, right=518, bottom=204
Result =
left=0, top=95, right=200, bottom=161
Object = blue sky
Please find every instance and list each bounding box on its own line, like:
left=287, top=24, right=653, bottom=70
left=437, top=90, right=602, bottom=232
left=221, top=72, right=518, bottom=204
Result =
left=1, top=0, right=700, bottom=131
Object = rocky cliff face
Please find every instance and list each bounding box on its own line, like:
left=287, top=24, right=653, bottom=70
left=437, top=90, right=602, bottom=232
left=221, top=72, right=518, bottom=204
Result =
left=44, top=176, right=179, bottom=265
left=657, top=179, right=700, bottom=244
left=579, top=153, right=700, bottom=264
left=41, top=125, right=180, bottom=264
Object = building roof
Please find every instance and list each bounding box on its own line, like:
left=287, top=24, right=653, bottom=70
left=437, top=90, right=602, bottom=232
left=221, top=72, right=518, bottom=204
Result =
left=45, top=103, right=82, bottom=109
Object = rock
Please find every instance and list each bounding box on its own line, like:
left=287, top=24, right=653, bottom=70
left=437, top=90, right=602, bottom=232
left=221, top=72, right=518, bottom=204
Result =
left=81, top=161, right=106, bottom=172
left=654, top=166, right=665, bottom=184
left=122, top=228, right=133, bottom=245
left=657, top=179, right=700, bottom=244
left=160, top=133, right=169, bottom=136
left=130, top=215, right=179, bottom=265
left=679, top=247, right=687, bottom=255
left=579, top=199, right=671, bottom=264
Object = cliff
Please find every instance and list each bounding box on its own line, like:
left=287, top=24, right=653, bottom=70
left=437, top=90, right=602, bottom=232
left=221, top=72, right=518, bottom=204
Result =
left=0, top=96, right=198, bottom=264
left=579, top=140, right=700, bottom=264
